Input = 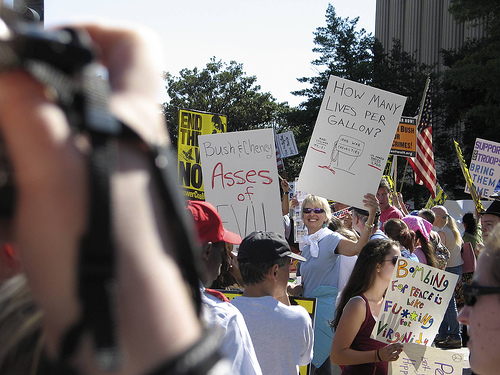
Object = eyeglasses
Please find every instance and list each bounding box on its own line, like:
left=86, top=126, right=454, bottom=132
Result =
left=463, top=284, right=500, bottom=306
left=382, top=256, right=398, bottom=265
left=303, top=207, right=325, bottom=214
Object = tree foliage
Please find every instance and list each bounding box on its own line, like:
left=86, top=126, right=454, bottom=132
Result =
left=436, top=0, right=500, bottom=198
left=162, top=58, right=288, bottom=148
left=286, top=5, right=433, bottom=206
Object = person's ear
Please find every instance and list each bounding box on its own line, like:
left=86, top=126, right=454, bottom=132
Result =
left=269, top=263, right=279, bottom=279
left=202, top=242, right=212, bottom=261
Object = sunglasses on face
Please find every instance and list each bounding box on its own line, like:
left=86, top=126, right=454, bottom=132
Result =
left=382, top=256, right=398, bottom=265
left=463, top=284, right=500, bottom=306
left=303, top=207, right=325, bottom=214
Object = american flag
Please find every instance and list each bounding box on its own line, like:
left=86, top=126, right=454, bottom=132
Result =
left=409, top=78, right=437, bottom=198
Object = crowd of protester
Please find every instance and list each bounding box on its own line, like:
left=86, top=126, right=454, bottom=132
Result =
left=0, top=20, right=499, bottom=375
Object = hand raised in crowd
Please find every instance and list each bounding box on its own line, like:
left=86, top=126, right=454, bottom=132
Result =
left=280, top=178, right=290, bottom=193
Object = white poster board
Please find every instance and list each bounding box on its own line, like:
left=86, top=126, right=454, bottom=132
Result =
left=276, top=131, right=299, bottom=158
left=468, top=138, right=500, bottom=198
left=371, top=258, right=459, bottom=346
left=298, top=76, right=406, bottom=208
left=389, top=343, right=463, bottom=375
left=199, top=128, right=284, bottom=239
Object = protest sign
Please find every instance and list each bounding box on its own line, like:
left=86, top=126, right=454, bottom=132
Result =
left=389, top=343, right=463, bottom=375
left=199, top=128, right=284, bottom=238
left=298, top=76, right=406, bottom=208
left=455, top=140, right=484, bottom=214
left=178, top=109, right=227, bottom=200
left=276, top=131, right=299, bottom=158
left=372, top=258, right=459, bottom=346
left=424, top=183, right=448, bottom=209
left=390, top=117, right=417, bottom=157
left=468, top=138, right=500, bottom=199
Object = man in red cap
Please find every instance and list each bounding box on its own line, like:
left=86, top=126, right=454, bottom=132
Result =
left=186, top=200, right=262, bottom=375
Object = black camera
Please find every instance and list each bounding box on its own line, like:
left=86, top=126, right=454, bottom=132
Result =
left=0, top=6, right=97, bottom=217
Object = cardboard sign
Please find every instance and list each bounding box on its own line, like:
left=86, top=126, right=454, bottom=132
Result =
left=424, top=183, right=448, bottom=209
left=276, top=131, right=299, bottom=158
left=389, top=343, right=464, bottom=374
left=371, top=258, right=459, bottom=346
left=178, top=109, right=227, bottom=200
left=199, top=128, right=284, bottom=238
left=455, top=141, right=484, bottom=214
left=390, top=117, right=417, bottom=157
left=468, top=138, right=500, bottom=199
left=298, top=76, right=406, bottom=208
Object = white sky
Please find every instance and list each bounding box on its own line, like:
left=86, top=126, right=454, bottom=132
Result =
left=42, top=0, right=376, bottom=107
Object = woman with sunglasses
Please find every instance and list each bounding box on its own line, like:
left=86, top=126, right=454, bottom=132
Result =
left=458, top=224, right=500, bottom=375
left=287, top=193, right=378, bottom=374
left=331, top=239, right=403, bottom=374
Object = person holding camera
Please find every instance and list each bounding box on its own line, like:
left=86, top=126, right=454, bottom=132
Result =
left=0, top=22, right=225, bottom=374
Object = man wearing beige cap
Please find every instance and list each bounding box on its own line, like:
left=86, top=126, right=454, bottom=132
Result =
left=431, top=205, right=463, bottom=349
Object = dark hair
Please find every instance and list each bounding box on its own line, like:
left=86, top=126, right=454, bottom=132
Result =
left=418, top=209, right=436, bottom=224
left=328, top=216, right=344, bottom=232
left=238, top=257, right=288, bottom=285
left=384, top=218, right=415, bottom=252
left=462, top=212, right=477, bottom=235
left=414, top=230, right=437, bottom=268
left=352, top=206, right=381, bottom=228
left=484, top=225, right=500, bottom=287
left=378, top=177, right=391, bottom=191
left=332, top=239, right=398, bottom=330
left=210, top=243, right=241, bottom=290
left=0, top=275, right=43, bottom=375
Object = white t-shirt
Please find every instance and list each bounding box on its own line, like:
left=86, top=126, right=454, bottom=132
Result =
left=232, top=295, right=314, bottom=375
left=201, top=288, right=263, bottom=375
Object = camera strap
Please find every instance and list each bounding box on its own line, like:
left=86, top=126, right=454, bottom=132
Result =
left=17, top=27, right=217, bottom=374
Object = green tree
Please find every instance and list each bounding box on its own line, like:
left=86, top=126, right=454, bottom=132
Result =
left=162, top=57, right=289, bottom=148
left=287, top=5, right=433, bottom=206
left=437, top=0, right=500, bottom=198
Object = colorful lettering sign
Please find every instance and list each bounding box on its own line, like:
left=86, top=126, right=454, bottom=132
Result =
left=178, top=109, right=226, bottom=200
left=199, top=128, right=284, bottom=238
left=298, top=76, right=406, bottom=208
left=390, top=117, right=417, bottom=157
left=372, top=258, right=459, bottom=346
left=389, top=343, right=463, bottom=375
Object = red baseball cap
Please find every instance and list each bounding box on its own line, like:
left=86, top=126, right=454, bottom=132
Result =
left=186, top=201, right=242, bottom=245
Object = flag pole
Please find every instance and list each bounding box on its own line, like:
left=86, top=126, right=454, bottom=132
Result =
left=400, top=76, right=431, bottom=187
left=399, top=157, right=409, bottom=193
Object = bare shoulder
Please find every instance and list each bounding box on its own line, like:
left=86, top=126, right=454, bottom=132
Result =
left=342, top=296, right=367, bottom=320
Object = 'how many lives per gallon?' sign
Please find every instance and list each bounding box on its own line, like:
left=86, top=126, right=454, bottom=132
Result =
left=298, top=75, right=406, bottom=209
left=372, top=258, right=459, bottom=347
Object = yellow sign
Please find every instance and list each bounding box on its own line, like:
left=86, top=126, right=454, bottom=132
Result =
left=390, top=117, right=417, bottom=157
left=178, top=109, right=227, bottom=200
left=454, top=140, right=484, bottom=213
left=383, top=155, right=393, bottom=176
left=424, top=183, right=448, bottom=209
